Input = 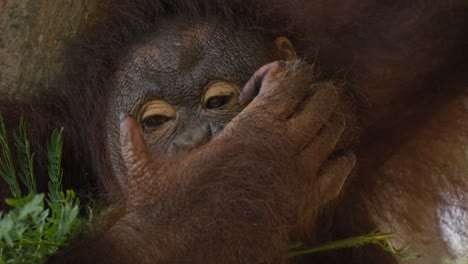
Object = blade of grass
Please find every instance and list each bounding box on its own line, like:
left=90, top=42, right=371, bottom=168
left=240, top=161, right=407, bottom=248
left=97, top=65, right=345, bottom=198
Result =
left=288, top=232, right=395, bottom=257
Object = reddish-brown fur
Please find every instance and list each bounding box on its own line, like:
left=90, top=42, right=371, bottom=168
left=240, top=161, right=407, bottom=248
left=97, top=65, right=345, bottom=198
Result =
left=1, top=0, right=468, bottom=263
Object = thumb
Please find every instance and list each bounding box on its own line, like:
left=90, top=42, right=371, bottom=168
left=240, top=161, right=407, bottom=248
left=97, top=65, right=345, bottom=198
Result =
left=119, top=113, right=154, bottom=189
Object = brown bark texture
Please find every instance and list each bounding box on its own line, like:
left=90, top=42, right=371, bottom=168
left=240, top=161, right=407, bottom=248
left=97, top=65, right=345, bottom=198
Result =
left=0, top=0, right=96, bottom=96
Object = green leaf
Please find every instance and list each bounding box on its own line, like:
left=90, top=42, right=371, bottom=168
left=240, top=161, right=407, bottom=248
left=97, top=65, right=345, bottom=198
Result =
left=47, top=128, right=64, bottom=203
left=0, top=215, right=15, bottom=247
left=17, top=194, right=44, bottom=220
left=0, top=117, right=84, bottom=263
left=0, top=113, right=21, bottom=199
left=53, top=203, right=80, bottom=241
left=379, top=237, right=421, bottom=259
left=14, top=118, right=36, bottom=194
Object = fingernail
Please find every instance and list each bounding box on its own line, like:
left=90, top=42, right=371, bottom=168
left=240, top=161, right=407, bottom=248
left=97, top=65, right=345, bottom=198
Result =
left=238, top=95, right=245, bottom=106
left=238, top=98, right=249, bottom=108
left=119, top=112, right=127, bottom=122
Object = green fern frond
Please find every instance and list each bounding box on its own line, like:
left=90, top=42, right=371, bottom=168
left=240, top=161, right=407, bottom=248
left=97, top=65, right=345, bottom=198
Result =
left=14, top=118, right=36, bottom=194
left=0, top=114, right=21, bottom=199
left=0, top=117, right=81, bottom=263
left=46, top=128, right=64, bottom=203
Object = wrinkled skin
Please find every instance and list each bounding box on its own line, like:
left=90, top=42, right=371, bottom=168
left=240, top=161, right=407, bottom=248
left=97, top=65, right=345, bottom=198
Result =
left=2, top=1, right=468, bottom=263
left=51, top=61, right=356, bottom=263
left=105, top=20, right=281, bottom=187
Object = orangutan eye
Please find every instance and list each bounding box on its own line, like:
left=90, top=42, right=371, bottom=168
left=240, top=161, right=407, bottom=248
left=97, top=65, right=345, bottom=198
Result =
left=142, top=115, right=173, bottom=130
left=202, top=81, right=240, bottom=110
left=205, top=95, right=233, bottom=109
left=140, top=100, right=176, bottom=131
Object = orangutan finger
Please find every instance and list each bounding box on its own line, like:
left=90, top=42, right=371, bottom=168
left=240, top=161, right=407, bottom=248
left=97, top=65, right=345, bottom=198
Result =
left=299, top=113, right=345, bottom=166
left=316, top=152, right=356, bottom=205
left=119, top=113, right=154, bottom=183
left=238, top=61, right=286, bottom=107
left=289, top=83, right=340, bottom=147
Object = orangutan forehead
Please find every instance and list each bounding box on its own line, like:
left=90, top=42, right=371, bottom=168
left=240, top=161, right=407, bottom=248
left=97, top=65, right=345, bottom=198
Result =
left=178, top=21, right=215, bottom=48
left=119, top=21, right=226, bottom=75
left=141, top=21, right=220, bottom=53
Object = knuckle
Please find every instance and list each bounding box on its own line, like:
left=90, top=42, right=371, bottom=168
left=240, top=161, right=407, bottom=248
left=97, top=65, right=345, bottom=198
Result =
left=309, top=82, right=337, bottom=94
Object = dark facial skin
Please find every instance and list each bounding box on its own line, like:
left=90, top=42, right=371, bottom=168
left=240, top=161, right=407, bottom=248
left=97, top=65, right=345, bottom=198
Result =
left=2, top=2, right=466, bottom=263
left=49, top=59, right=354, bottom=264
left=106, top=18, right=279, bottom=188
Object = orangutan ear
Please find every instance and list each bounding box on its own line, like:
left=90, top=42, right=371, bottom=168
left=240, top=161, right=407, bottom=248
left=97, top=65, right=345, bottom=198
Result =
left=274, top=37, right=297, bottom=60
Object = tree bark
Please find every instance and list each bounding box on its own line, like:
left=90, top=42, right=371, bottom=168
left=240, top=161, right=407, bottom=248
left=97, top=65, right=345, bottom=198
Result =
left=0, top=0, right=97, bottom=96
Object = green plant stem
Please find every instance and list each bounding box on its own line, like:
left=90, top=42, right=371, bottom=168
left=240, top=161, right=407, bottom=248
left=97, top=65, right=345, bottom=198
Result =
left=288, top=233, right=395, bottom=257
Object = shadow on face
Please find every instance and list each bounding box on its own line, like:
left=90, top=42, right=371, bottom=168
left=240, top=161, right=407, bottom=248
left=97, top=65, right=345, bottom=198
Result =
left=106, top=17, right=297, bottom=189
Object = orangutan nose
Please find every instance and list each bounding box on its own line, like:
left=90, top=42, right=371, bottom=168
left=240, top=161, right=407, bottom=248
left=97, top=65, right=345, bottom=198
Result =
left=169, top=123, right=212, bottom=152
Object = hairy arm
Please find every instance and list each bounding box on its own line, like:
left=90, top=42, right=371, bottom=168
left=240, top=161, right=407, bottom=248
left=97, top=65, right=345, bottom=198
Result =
left=50, top=61, right=355, bottom=264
